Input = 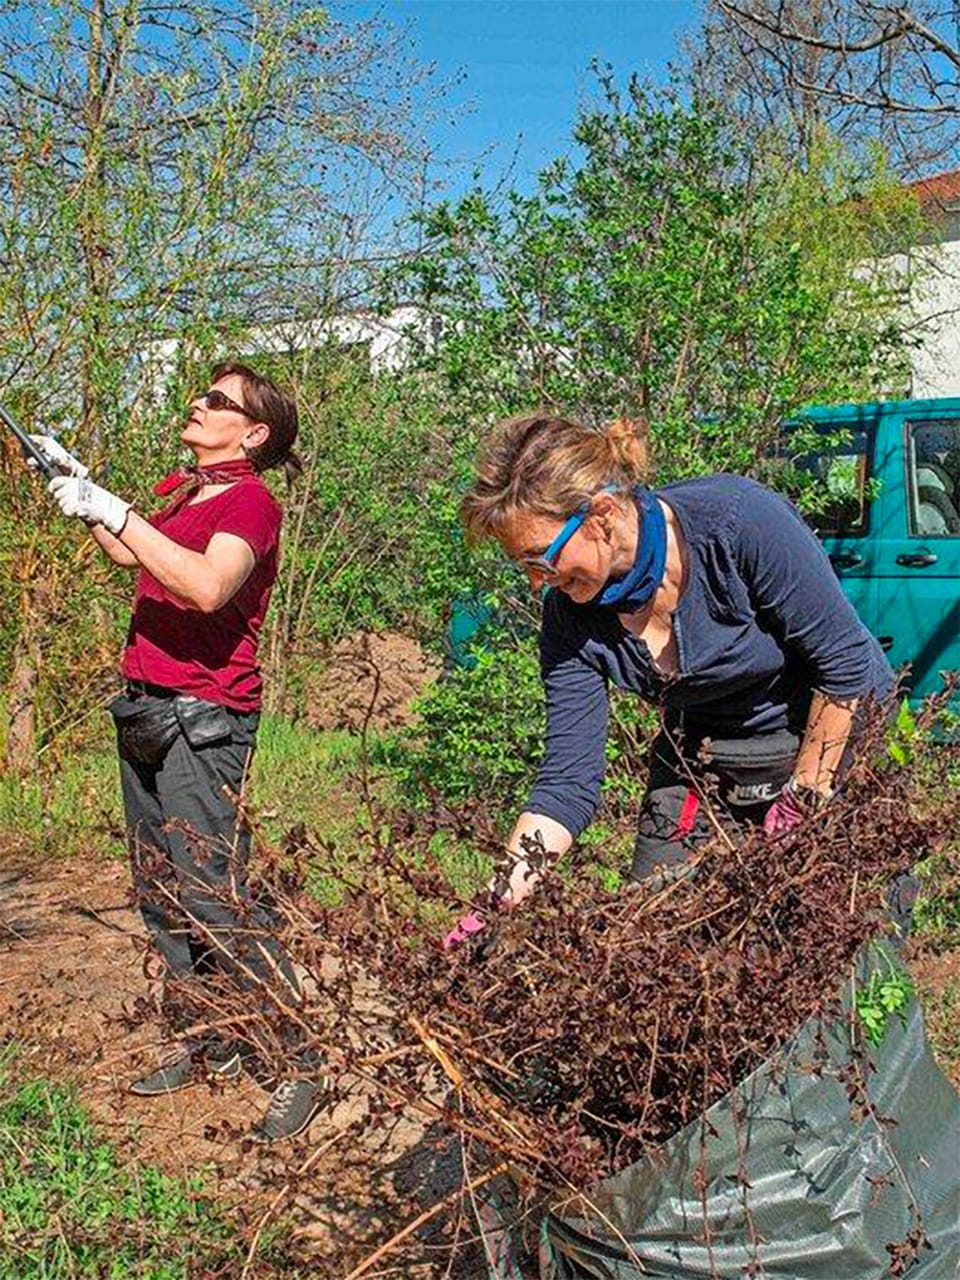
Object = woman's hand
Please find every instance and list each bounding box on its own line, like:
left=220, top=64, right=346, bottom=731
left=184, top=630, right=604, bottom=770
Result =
left=763, top=779, right=834, bottom=836
left=441, top=909, right=487, bottom=951
left=48, top=475, right=130, bottom=534
left=28, top=435, right=88, bottom=478
left=762, top=784, right=808, bottom=835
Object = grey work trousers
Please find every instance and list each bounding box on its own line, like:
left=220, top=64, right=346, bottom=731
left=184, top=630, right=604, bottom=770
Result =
left=631, top=728, right=799, bottom=884
left=118, top=706, right=299, bottom=1018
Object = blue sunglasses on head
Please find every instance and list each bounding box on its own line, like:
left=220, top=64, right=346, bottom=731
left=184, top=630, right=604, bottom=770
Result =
left=518, top=484, right=618, bottom=576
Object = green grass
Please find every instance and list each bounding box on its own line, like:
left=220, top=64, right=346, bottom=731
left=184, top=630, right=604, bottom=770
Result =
left=913, top=846, right=960, bottom=951
left=0, top=703, right=627, bottom=922
left=923, top=979, right=960, bottom=1077
left=0, top=1046, right=292, bottom=1279
left=250, top=715, right=373, bottom=842
left=251, top=715, right=406, bottom=904
left=0, top=714, right=380, bottom=864
left=0, top=751, right=124, bottom=859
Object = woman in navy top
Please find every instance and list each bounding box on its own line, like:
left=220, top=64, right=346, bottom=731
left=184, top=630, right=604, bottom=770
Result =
left=445, top=413, right=894, bottom=944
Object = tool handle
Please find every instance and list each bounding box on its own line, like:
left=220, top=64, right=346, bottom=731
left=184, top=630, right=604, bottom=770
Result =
left=0, top=403, right=59, bottom=480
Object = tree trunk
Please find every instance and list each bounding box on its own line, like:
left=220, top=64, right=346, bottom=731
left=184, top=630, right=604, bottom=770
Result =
left=5, top=611, right=39, bottom=773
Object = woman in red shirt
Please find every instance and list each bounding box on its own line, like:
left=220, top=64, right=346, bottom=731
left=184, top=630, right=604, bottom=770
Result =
left=41, top=362, right=323, bottom=1142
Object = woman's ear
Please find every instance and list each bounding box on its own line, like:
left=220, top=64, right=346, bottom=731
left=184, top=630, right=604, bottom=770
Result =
left=589, top=492, right=619, bottom=541
left=244, top=421, right=270, bottom=451
left=581, top=511, right=615, bottom=544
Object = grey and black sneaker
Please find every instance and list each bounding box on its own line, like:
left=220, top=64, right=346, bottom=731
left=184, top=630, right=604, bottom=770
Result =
left=250, top=1077, right=328, bottom=1143
left=130, top=1050, right=241, bottom=1097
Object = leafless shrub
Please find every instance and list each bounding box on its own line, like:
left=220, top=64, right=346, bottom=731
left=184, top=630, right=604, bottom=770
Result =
left=143, top=687, right=959, bottom=1211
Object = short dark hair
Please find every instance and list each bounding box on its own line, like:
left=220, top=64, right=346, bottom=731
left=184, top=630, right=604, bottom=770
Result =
left=211, top=360, right=302, bottom=483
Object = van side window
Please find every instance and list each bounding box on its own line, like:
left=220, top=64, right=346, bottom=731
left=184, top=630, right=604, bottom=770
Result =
left=795, top=429, right=873, bottom=537
left=907, top=420, right=960, bottom=537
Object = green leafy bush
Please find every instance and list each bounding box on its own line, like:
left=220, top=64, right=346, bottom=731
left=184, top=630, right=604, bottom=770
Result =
left=388, top=628, right=658, bottom=824
left=388, top=636, right=545, bottom=817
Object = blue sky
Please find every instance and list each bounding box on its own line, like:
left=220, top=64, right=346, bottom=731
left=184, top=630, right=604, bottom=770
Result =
left=347, top=1, right=701, bottom=198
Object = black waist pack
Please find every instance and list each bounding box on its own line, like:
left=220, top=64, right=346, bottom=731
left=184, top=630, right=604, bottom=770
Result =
left=695, top=729, right=800, bottom=808
left=109, top=693, right=180, bottom=765
left=174, top=695, right=233, bottom=749
left=109, top=692, right=233, bottom=764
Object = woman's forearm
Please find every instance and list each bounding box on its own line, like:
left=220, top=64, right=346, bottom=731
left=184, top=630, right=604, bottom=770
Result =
left=793, top=692, right=858, bottom=794
left=90, top=522, right=139, bottom=568
left=495, top=812, right=574, bottom=908
left=117, top=511, right=249, bottom=612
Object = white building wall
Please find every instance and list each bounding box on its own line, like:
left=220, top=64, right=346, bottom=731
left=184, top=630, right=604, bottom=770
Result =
left=905, top=237, right=960, bottom=399
left=239, top=306, right=425, bottom=374
left=136, top=306, right=428, bottom=395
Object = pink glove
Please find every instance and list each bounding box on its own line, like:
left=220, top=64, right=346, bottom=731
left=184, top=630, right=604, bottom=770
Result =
left=441, top=909, right=487, bottom=951
left=762, top=786, right=807, bottom=835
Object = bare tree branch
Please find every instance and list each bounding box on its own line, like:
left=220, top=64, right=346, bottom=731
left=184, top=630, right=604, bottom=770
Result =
left=690, top=1, right=960, bottom=175
left=717, top=0, right=915, bottom=54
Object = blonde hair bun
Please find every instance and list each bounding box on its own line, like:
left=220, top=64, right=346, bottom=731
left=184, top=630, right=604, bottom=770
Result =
left=460, top=412, right=651, bottom=544
left=603, top=417, right=650, bottom=478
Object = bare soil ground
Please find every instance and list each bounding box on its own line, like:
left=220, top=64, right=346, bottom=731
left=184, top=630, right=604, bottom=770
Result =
left=0, top=845, right=486, bottom=1278
left=306, top=632, right=441, bottom=734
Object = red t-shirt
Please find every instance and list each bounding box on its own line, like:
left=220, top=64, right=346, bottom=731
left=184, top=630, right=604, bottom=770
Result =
left=121, top=478, right=282, bottom=711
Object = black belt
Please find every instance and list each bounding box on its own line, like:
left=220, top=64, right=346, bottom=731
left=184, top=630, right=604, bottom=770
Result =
left=126, top=679, right=178, bottom=699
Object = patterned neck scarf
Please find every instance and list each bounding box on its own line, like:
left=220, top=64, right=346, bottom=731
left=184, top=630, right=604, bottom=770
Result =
left=154, top=456, right=257, bottom=498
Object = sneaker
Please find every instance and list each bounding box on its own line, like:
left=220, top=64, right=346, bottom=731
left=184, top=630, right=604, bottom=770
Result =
left=130, top=1050, right=241, bottom=1097
left=250, top=1077, right=328, bottom=1143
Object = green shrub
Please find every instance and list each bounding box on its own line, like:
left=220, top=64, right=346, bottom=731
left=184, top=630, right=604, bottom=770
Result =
left=388, top=637, right=545, bottom=819
left=387, top=631, right=657, bottom=830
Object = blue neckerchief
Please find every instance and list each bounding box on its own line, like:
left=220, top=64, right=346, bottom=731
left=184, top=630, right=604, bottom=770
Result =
left=594, top=487, right=667, bottom=612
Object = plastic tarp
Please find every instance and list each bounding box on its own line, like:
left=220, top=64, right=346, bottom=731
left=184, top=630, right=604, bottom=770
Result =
left=531, top=941, right=960, bottom=1279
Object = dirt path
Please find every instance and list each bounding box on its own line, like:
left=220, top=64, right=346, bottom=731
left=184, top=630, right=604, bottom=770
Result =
left=0, top=847, right=486, bottom=1277
left=0, top=851, right=267, bottom=1168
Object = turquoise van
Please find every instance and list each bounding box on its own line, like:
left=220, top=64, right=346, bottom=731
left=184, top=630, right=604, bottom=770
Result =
left=449, top=398, right=960, bottom=706
left=795, top=397, right=960, bottom=705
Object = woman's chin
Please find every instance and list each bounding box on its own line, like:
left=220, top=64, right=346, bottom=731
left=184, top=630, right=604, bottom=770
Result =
left=558, top=578, right=598, bottom=604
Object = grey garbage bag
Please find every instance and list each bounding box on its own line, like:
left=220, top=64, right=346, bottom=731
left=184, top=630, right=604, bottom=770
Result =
left=535, top=941, right=959, bottom=1279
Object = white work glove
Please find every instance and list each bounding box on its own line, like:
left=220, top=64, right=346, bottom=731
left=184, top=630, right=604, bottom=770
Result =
left=48, top=475, right=131, bottom=535
left=27, top=435, right=89, bottom=478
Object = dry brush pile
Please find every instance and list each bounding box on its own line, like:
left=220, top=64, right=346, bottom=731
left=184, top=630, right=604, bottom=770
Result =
left=143, top=692, right=960, bottom=1209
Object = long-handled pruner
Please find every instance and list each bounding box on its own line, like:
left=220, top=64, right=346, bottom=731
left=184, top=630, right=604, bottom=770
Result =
left=0, top=401, right=61, bottom=479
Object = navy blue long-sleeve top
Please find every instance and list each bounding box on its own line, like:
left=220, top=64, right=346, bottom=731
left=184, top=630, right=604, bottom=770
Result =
left=526, top=475, right=894, bottom=836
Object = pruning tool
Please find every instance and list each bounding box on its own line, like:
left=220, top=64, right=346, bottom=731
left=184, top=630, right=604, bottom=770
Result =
left=0, top=401, right=63, bottom=479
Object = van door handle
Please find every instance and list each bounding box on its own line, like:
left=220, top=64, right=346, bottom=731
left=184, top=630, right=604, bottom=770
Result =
left=896, top=552, right=937, bottom=567
left=830, top=552, right=863, bottom=568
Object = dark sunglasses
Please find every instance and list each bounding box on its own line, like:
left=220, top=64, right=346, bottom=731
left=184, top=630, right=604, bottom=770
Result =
left=198, top=388, right=256, bottom=418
